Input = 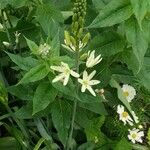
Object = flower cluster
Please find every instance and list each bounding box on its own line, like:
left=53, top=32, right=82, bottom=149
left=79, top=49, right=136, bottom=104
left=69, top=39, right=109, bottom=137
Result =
left=50, top=50, right=102, bottom=97
left=117, top=85, right=144, bottom=144
left=38, top=43, right=51, bottom=58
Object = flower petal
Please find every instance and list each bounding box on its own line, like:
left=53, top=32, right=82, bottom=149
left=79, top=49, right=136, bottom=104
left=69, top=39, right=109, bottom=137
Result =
left=71, top=70, right=80, bottom=78
left=50, top=66, right=63, bottom=72
left=52, top=73, right=65, bottom=83
left=87, top=85, right=96, bottom=96
left=89, top=80, right=100, bottom=85
left=88, top=70, right=96, bottom=80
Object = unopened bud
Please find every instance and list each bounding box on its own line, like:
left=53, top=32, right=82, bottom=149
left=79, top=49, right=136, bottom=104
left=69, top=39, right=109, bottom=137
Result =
left=82, top=33, right=90, bottom=45
left=3, top=41, right=10, bottom=47
left=70, top=36, right=76, bottom=46
left=64, top=31, right=71, bottom=46
left=138, top=125, right=143, bottom=129
left=77, top=28, right=83, bottom=38
left=80, top=53, right=88, bottom=60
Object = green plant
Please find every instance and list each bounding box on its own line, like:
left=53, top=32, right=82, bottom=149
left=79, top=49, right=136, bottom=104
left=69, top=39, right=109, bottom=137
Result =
left=0, top=0, right=150, bottom=150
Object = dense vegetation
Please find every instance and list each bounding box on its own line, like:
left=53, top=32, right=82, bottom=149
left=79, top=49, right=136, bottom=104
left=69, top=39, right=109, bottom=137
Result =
left=0, top=0, right=150, bottom=150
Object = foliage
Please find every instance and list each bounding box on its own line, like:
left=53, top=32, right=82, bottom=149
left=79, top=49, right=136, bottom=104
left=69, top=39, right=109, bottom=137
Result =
left=0, top=0, right=150, bottom=150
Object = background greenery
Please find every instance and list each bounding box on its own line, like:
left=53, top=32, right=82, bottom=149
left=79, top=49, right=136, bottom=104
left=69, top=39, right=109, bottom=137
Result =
left=0, top=0, right=150, bottom=150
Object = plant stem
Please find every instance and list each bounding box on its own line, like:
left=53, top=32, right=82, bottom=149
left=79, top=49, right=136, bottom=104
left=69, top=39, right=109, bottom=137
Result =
left=67, top=48, right=80, bottom=150
left=1, top=10, right=12, bottom=44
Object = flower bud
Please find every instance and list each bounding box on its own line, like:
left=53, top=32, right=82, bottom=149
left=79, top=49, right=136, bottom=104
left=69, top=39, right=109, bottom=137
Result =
left=70, top=36, right=76, bottom=46
left=80, top=53, right=88, bottom=60
left=64, top=31, right=71, bottom=46
left=82, top=33, right=91, bottom=45
left=3, top=41, right=10, bottom=48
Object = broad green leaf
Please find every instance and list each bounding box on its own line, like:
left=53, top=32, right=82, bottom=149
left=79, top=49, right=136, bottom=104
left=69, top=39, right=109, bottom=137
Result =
left=36, top=3, right=63, bottom=36
left=25, top=38, right=39, bottom=54
left=50, top=32, right=60, bottom=57
left=92, top=0, right=108, bottom=11
left=0, top=137, right=21, bottom=150
left=79, top=101, right=107, bottom=115
left=7, top=85, right=34, bottom=100
left=130, top=0, right=148, bottom=28
left=113, top=138, right=132, bottom=150
left=6, top=52, right=39, bottom=71
left=89, top=0, right=132, bottom=28
left=33, top=82, right=57, bottom=114
left=87, top=31, right=125, bottom=57
left=125, top=18, right=149, bottom=72
left=51, top=100, right=71, bottom=146
left=15, top=102, right=32, bottom=119
left=18, top=64, right=49, bottom=84
left=109, top=78, right=132, bottom=114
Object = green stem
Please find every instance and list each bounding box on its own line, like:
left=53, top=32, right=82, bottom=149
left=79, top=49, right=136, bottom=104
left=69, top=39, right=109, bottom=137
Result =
left=1, top=10, right=12, bottom=44
left=67, top=49, right=80, bottom=150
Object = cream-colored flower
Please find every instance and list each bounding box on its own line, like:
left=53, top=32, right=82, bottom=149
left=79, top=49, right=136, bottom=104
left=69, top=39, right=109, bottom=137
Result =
left=117, top=105, right=133, bottom=126
left=50, top=62, right=79, bottom=86
left=86, top=50, right=102, bottom=68
left=122, top=84, right=136, bottom=103
left=78, top=70, right=100, bottom=96
left=128, top=128, right=144, bottom=143
left=38, top=43, right=51, bottom=58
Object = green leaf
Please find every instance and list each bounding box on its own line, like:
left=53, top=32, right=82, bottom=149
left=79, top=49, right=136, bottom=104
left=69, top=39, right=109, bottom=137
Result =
left=0, top=137, right=21, bottom=150
left=79, top=101, right=107, bottom=115
left=18, top=64, right=49, bottom=84
left=89, top=0, right=132, bottom=28
left=51, top=100, right=71, bottom=146
left=6, top=52, right=39, bottom=71
left=85, top=116, right=108, bottom=146
left=130, top=0, right=148, bottom=28
left=113, top=138, right=132, bottom=150
left=7, top=85, right=34, bottom=100
left=125, top=18, right=149, bottom=72
left=50, top=31, right=60, bottom=57
left=109, top=78, right=132, bottom=114
left=87, top=31, right=125, bottom=57
left=36, top=3, right=63, bottom=36
left=25, top=38, right=39, bottom=54
left=0, top=81, right=8, bottom=105
left=33, top=82, right=57, bottom=114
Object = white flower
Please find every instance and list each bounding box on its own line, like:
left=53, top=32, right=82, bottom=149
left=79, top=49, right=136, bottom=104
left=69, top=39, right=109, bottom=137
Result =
left=78, top=70, right=100, bottom=96
left=128, top=128, right=144, bottom=143
left=50, top=62, right=79, bottom=86
left=131, top=111, right=139, bottom=123
left=86, top=50, right=102, bottom=68
left=38, top=43, right=51, bottom=58
left=117, top=105, right=133, bottom=126
left=122, top=84, right=136, bottom=103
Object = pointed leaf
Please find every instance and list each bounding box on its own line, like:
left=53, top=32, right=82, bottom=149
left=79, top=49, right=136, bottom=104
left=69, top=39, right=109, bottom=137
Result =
left=33, top=82, right=57, bottom=114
